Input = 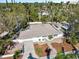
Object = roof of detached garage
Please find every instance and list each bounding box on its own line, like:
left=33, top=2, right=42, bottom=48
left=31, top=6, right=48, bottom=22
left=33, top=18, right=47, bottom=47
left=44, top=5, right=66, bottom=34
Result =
left=18, top=23, right=63, bottom=39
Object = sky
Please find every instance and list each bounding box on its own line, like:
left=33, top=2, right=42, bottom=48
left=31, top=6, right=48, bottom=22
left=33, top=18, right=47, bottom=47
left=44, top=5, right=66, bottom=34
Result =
left=0, top=0, right=78, bottom=3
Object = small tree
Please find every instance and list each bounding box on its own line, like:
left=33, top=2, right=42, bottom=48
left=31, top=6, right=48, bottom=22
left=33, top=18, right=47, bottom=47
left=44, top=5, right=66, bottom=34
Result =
left=48, top=35, right=53, bottom=40
left=13, top=50, right=21, bottom=59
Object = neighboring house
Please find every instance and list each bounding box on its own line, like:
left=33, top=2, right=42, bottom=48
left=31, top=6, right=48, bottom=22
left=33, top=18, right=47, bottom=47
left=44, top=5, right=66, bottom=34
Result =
left=3, top=7, right=12, bottom=11
left=38, top=11, right=49, bottom=20
left=38, top=10, right=49, bottom=16
left=14, top=23, right=63, bottom=43
left=0, top=31, right=9, bottom=38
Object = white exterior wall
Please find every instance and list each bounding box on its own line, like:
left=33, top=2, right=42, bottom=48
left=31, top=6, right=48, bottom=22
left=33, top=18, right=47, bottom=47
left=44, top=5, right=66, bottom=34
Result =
left=13, top=36, right=48, bottom=43
left=53, top=33, right=63, bottom=39
left=13, top=33, right=63, bottom=43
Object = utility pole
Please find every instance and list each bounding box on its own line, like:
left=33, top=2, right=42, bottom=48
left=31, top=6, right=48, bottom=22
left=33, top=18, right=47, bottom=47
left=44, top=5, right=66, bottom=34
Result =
left=11, top=0, right=13, bottom=3
left=14, top=0, right=15, bottom=3
left=11, top=0, right=15, bottom=4
left=6, top=0, right=8, bottom=7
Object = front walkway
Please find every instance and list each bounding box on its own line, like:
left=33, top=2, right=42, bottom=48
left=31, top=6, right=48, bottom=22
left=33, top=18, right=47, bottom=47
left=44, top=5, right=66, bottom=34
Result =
left=22, top=41, right=38, bottom=59
left=22, top=40, right=58, bottom=59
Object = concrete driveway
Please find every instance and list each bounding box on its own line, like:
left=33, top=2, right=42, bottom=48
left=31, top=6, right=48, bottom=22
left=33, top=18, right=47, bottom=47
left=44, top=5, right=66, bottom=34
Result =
left=22, top=41, right=38, bottom=59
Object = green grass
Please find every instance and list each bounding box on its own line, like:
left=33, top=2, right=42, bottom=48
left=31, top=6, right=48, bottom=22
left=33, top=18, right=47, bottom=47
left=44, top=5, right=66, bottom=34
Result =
left=36, top=48, right=42, bottom=57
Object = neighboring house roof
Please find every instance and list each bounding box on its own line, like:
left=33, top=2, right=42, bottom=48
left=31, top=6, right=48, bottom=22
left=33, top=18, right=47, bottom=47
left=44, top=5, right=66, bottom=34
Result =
left=42, top=11, right=49, bottom=16
left=18, top=24, right=63, bottom=39
left=0, top=31, right=9, bottom=38
left=38, top=10, right=49, bottom=16
left=62, top=24, right=69, bottom=30
left=61, top=21, right=70, bottom=30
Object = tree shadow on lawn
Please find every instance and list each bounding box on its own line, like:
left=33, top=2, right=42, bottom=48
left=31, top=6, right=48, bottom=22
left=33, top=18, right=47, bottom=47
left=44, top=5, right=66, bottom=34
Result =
left=45, top=47, right=51, bottom=59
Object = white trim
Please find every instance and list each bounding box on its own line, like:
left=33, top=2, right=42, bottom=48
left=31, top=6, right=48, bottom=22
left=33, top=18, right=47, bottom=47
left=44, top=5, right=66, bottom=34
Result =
left=13, top=33, right=63, bottom=43
left=0, top=54, right=14, bottom=58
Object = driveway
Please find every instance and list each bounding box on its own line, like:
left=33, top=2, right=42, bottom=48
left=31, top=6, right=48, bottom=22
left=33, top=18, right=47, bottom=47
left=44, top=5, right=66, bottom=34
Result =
left=22, top=41, right=38, bottom=59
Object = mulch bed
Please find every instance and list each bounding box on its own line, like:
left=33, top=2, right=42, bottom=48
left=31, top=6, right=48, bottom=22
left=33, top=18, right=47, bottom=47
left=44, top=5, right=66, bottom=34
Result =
left=51, top=41, right=74, bottom=52
left=34, top=43, right=48, bottom=57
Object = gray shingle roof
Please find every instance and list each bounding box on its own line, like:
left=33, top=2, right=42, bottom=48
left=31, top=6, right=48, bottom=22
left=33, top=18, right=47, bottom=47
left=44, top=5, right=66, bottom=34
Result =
left=18, top=24, right=63, bottom=39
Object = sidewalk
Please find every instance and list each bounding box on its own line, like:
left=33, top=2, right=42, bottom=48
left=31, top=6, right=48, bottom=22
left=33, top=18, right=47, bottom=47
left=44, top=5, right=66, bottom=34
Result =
left=47, top=41, right=57, bottom=56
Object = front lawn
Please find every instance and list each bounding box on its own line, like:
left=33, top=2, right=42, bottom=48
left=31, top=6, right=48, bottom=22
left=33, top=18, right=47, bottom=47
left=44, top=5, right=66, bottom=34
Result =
left=34, top=43, right=48, bottom=57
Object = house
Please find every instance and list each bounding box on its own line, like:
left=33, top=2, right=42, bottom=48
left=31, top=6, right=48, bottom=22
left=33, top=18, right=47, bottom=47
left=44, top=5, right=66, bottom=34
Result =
left=14, top=23, right=63, bottom=43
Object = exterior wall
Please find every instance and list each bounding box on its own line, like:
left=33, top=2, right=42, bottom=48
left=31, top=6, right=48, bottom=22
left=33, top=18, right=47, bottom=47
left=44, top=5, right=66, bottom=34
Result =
left=28, top=22, right=42, bottom=24
left=53, top=33, right=63, bottom=39
left=13, top=36, right=48, bottom=43
left=13, top=33, right=63, bottom=43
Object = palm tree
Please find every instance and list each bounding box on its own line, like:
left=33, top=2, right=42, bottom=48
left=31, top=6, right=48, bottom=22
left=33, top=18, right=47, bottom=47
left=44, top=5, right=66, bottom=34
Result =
left=66, top=1, right=70, bottom=5
left=13, top=50, right=21, bottom=59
